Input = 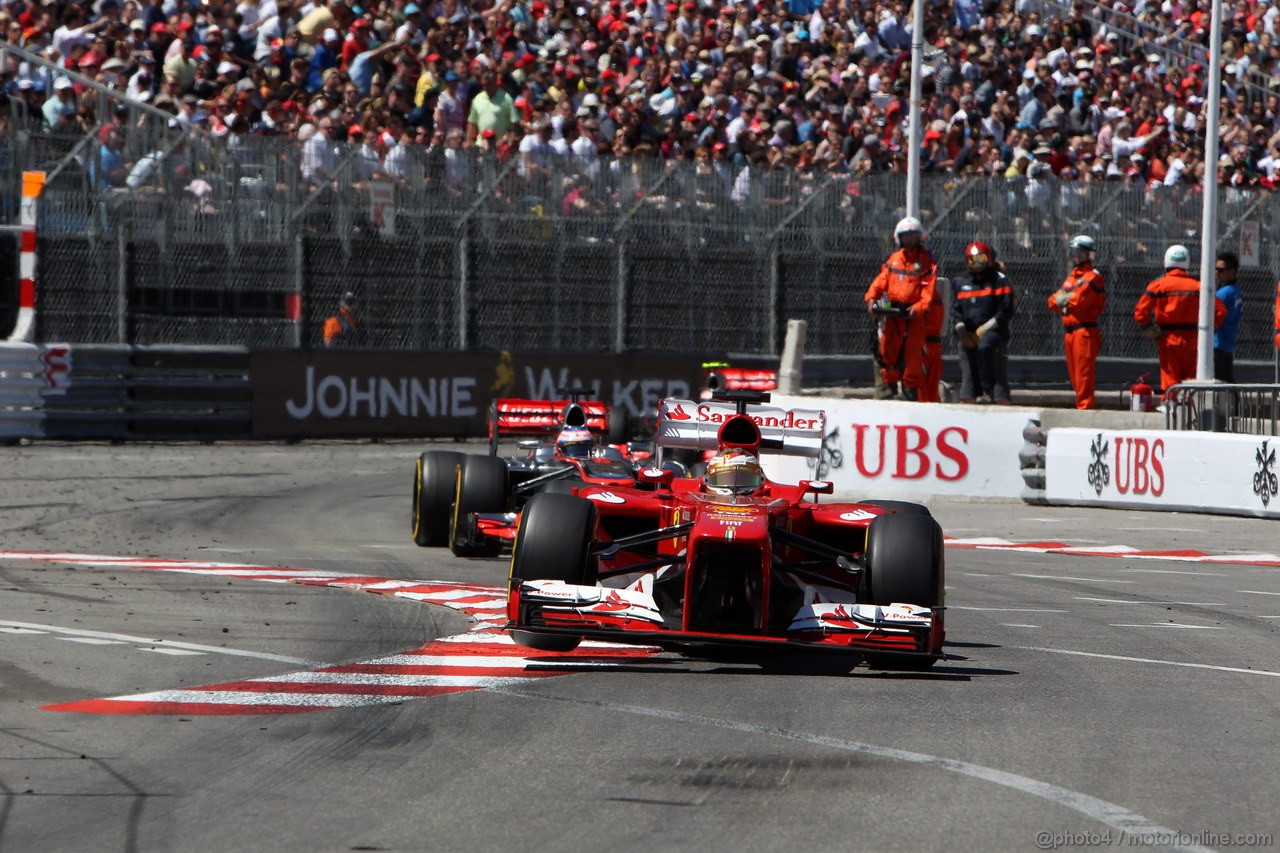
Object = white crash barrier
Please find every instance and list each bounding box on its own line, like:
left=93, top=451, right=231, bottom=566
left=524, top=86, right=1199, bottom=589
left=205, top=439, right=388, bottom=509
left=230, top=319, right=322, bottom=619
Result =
left=765, top=394, right=1040, bottom=501
left=1045, top=428, right=1280, bottom=519
left=0, top=342, right=49, bottom=440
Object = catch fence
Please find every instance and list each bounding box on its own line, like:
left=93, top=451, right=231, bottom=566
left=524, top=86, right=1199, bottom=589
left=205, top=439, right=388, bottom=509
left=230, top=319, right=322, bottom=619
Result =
left=6, top=123, right=1280, bottom=364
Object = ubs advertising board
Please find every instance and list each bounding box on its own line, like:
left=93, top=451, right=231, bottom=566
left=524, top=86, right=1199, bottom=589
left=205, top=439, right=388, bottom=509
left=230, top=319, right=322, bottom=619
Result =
left=764, top=394, right=1038, bottom=500
left=1045, top=428, right=1280, bottom=518
left=251, top=350, right=706, bottom=438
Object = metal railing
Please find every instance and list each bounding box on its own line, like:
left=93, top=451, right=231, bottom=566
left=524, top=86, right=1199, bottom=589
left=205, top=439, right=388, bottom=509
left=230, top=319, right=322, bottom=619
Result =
left=18, top=150, right=1280, bottom=363
left=1041, top=0, right=1276, bottom=106
left=1165, top=383, right=1280, bottom=435
left=3, top=31, right=1280, bottom=362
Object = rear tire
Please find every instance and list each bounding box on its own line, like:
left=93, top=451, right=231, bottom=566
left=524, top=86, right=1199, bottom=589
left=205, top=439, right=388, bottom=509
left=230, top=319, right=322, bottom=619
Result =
left=508, top=493, right=598, bottom=652
left=449, top=455, right=509, bottom=558
left=412, top=451, right=463, bottom=547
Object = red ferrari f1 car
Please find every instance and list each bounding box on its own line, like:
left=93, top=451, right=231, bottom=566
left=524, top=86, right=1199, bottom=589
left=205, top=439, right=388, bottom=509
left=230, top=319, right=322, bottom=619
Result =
left=505, top=392, right=946, bottom=670
left=411, top=393, right=662, bottom=558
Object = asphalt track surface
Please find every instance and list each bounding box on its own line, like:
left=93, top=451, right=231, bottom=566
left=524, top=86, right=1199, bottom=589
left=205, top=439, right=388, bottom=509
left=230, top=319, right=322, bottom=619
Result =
left=0, top=442, right=1277, bottom=853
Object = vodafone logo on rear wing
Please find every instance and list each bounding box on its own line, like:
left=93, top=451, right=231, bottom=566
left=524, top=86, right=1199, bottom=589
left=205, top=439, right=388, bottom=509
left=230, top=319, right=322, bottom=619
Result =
left=490, top=398, right=610, bottom=436
left=656, top=399, right=826, bottom=457
left=716, top=368, right=778, bottom=391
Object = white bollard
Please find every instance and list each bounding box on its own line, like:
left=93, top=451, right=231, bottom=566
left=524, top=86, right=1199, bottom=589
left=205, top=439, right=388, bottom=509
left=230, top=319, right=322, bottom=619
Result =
left=778, top=318, right=807, bottom=394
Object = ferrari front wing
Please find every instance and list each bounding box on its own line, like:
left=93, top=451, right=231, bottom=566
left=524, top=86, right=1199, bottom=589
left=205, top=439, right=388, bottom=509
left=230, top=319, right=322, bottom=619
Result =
left=509, top=578, right=939, bottom=658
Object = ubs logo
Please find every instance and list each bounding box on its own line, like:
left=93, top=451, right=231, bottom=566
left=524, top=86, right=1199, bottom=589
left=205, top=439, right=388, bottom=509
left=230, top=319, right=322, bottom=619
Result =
left=1087, top=433, right=1110, bottom=496
left=1254, top=440, right=1278, bottom=507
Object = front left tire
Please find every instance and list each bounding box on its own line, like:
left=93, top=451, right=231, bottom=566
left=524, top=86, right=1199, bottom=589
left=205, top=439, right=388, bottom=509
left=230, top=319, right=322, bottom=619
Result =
left=448, top=455, right=509, bottom=558
left=508, top=492, right=598, bottom=652
left=412, top=451, right=464, bottom=547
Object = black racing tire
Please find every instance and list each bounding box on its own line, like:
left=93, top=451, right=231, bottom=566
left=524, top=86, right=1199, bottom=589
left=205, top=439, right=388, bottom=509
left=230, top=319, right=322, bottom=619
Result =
left=412, top=451, right=464, bottom=547
left=862, top=513, right=945, bottom=608
left=862, top=499, right=932, bottom=517
left=510, top=492, right=598, bottom=584
left=508, top=492, right=598, bottom=653
left=449, top=455, right=509, bottom=558
left=540, top=479, right=587, bottom=496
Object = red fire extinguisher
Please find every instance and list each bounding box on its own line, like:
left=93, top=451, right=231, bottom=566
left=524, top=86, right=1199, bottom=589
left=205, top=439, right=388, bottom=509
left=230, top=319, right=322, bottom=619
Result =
left=1129, top=374, right=1154, bottom=412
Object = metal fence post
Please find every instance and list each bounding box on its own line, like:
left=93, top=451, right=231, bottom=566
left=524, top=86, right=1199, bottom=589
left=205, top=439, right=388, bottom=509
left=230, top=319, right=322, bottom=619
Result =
left=615, top=225, right=628, bottom=353
left=766, top=246, right=780, bottom=356
left=292, top=232, right=304, bottom=349
left=413, top=221, right=425, bottom=350
left=116, top=222, right=127, bottom=344
left=457, top=222, right=470, bottom=352
left=763, top=175, right=838, bottom=358
left=452, top=155, right=519, bottom=352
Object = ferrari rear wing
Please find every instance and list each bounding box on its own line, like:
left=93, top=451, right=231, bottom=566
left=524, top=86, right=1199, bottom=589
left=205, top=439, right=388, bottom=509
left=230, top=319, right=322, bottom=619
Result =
left=655, top=398, right=825, bottom=457
left=488, top=398, right=611, bottom=455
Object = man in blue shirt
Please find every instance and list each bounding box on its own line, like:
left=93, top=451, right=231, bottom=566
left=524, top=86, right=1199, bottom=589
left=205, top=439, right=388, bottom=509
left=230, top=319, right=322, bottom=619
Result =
left=1017, top=82, right=1048, bottom=131
left=94, top=128, right=129, bottom=190
left=1213, top=251, right=1243, bottom=383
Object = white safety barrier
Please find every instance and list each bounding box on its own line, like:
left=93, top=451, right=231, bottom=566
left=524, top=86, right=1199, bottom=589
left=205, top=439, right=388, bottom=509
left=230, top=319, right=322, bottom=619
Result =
left=765, top=394, right=1040, bottom=501
left=1045, top=427, right=1280, bottom=519
left=0, top=342, right=48, bottom=440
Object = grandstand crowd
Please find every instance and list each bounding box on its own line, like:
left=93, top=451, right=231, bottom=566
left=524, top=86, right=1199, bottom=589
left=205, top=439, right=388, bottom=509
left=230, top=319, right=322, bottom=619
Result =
left=4, top=0, right=1280, bottom=192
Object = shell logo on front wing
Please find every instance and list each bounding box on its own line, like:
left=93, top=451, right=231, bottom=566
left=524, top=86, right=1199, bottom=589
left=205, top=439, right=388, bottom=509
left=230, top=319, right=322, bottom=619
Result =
left=839, top=510, right=877, bottom=522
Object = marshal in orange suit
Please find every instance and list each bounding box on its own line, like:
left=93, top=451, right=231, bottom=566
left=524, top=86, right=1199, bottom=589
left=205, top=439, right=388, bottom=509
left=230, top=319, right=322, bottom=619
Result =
left=1133, top=244, right=1227, bottom=393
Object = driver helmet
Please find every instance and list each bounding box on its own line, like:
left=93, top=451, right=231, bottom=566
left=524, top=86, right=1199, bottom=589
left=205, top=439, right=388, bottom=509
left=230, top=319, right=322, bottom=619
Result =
left=964, top=240, right=994, bottom=273
left=555, top=427, right=594, bottom=459
left=705, top=451, right=766, bottom=496
left=894, top=215, right=925, bottom=247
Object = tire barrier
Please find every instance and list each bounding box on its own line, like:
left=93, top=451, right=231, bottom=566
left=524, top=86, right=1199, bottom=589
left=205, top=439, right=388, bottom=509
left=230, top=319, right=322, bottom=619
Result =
left=0, top=344, right=252, bottom=441
left=1020, top=419, right=1048, bottom=504
left=0, top=342, right=48, bottom=442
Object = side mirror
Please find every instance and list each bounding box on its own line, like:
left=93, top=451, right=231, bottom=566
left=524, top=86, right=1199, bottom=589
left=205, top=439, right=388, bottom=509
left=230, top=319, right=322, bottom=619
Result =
left=800, top=479, right=834, bottom=496
left=638, top=467, right=675, bottom=486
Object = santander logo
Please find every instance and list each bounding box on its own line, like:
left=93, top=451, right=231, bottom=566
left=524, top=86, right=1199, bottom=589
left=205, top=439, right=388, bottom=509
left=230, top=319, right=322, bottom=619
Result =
left=666, top=403, right=692, bottom=421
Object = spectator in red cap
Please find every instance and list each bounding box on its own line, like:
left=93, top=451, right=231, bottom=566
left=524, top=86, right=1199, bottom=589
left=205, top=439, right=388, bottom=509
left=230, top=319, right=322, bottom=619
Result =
left=677, top=2, right=701, bottom=39
left=342, top=20, right=370, bottom=69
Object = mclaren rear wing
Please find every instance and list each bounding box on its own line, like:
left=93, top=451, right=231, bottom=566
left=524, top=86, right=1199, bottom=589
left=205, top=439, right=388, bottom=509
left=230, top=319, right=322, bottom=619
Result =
left=655, top=398, right=825, bottom=457
left=703, top=365, right=779, bottom=393
left=488, top=398, right=611, bottom=455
